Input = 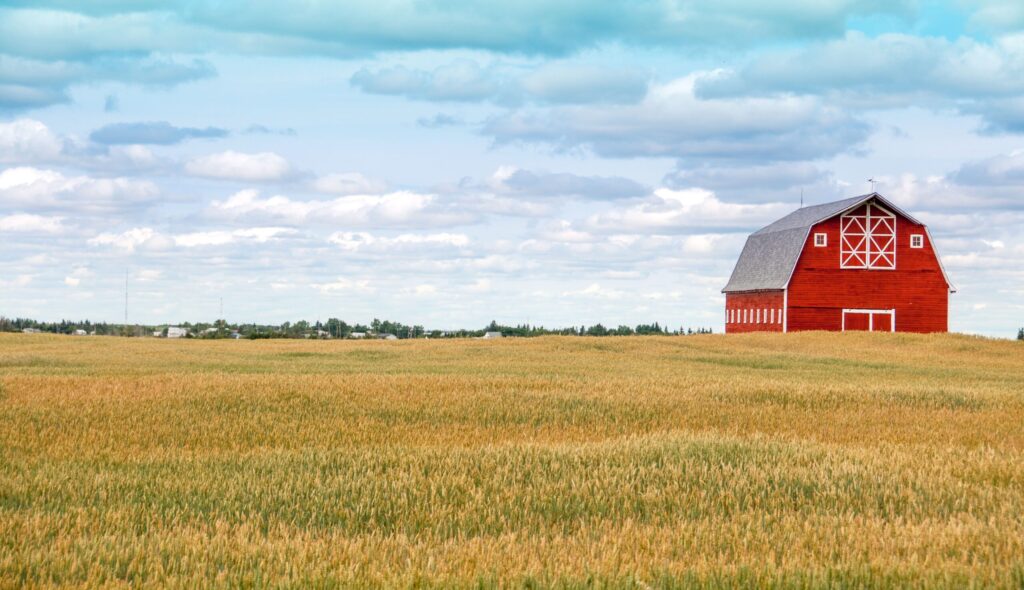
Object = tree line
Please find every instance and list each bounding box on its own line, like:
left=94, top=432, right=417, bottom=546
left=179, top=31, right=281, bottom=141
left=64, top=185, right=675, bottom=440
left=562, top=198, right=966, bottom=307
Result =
left=0, top=316, right=713, bottom=339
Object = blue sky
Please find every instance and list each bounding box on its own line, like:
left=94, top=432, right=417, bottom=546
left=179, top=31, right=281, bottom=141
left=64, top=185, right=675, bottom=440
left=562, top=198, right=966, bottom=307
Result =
left=1, top=1, right=1022, bottom=335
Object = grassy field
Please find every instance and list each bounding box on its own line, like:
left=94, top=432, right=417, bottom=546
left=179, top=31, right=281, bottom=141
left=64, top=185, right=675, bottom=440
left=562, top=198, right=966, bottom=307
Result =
left=1, top=332, right=1023, bottom=588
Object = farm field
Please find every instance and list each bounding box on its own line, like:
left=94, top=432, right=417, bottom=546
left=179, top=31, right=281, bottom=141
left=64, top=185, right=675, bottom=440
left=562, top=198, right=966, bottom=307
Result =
left=1, top=332, right=1023, bottom=588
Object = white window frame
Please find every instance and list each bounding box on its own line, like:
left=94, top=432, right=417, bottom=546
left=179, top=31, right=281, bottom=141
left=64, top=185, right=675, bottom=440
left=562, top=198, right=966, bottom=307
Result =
left=840, top=202, right=897, bottom=270
left=769, top=309, right=774, bottom=324
left=910, top=234, right=924, bottom=249
left=841, top=308, right=896, bottom=332
left=814, top=233, right=827, bottom=247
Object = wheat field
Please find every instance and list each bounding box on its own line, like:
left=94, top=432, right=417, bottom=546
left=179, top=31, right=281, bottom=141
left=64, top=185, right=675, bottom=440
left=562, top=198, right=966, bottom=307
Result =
left=1, top=332, right=1022, bottom=588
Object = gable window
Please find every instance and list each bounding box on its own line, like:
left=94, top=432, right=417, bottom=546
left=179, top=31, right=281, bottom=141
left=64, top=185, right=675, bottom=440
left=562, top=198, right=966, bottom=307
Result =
left=910, top=234, right=924, bottom=249
left=814, top=233, right=827, bottom=247
left=840, top=202, right=896, bottom=270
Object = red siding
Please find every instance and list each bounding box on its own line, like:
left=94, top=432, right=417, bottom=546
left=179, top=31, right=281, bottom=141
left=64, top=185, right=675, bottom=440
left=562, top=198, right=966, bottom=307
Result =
left=725, top=291, right=785, bottom=334
left=786, top=206, right=949, bottom=333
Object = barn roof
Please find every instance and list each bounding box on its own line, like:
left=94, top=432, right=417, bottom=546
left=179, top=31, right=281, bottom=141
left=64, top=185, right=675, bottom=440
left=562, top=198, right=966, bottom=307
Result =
left=722, top=192, right=936, bottom=293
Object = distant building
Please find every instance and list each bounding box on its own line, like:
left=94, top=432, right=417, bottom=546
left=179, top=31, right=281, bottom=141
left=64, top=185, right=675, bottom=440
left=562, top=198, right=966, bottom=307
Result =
left=72, top=329, right=87, bottom=336
left=482, top=331, right=503, bottom=339
left=22, top=328, right=41, bottom=334
left=152, top=331, right=162, bottom=337
left=381, top=334, right=398, bottom=340
left=166, top=326, right=187, bottom=338
left=349, top=332, right=367, bottom=339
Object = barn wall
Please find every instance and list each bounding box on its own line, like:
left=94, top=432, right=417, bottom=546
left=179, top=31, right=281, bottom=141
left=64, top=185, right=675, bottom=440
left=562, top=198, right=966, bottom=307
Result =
left=787, top=211, right=949, bottom=333
left=725, top=291, right=785, bottom=334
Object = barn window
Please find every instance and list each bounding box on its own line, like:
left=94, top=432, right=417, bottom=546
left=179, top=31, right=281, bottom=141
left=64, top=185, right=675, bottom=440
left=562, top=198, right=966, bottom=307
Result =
left=778, top=308, right=783, bottom=323
left=840, top=202, right=896, bottom=270
left=756, top=309, right=761, bottom=323
left=910, top=234, right=924, bottom=249
left=814, top=233, right=827, bottom=247
left=770, top=309, right=774, bottom=323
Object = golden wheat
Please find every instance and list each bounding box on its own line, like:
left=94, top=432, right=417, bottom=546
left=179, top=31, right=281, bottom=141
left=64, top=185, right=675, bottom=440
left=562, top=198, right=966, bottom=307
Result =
left=1, top=332, right=1022, bottom=588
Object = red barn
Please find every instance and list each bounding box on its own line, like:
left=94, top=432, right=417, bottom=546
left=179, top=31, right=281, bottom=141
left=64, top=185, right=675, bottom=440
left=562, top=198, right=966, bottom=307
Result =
left=723, top=193, right=954, bottom=333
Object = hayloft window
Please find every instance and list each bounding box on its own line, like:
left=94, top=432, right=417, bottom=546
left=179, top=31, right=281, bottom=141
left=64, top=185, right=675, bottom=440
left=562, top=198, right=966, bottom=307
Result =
left=814, top=233, right=827, bottom=247
left=841, top=202, right=896, bottom=270
left=910, top=234, right=924, bottom=249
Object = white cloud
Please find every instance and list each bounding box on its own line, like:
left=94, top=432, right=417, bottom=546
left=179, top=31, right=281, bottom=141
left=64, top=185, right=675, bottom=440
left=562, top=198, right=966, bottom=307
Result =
left=64, top=266, right=92, bottom=287
left=137, top=269, right=162, bottom=281
left=87, top=227, right=159, bottom=252
left=312, top=172, right=387, bottom=195
left=87, top=225, right=298, bottom=251
left=0, top=166, right=158, bottom=209
left=0, top=213, right=65, bottom=233
left=561, top=283, right=627, bottom=299
left=0, top=119, right=63, bottom=164
left=313, top=277, right=375, bottom=294
left=485, top=75, right=869, bottom=162
left=185, top=151, right=292, bottom=181
left=173, top=227, right=296, bottom=247
left=586, top=187, right=791, bottom=233
left=465, top=278, right=492, bottom=293
left=327, top=231, right=469, bottom=251
left=209, top=188, right=472, bottom=227
left=0, top=274, right=33, bottom=288
left=352, top=59, right=648, bottom=106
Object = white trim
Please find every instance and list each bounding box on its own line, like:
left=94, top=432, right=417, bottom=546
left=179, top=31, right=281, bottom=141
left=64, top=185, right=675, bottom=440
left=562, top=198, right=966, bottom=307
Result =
left=840, top=202, right=896, bottom=270
left=782, top=289, right=788, bottom=333
left=814, top=232, right=827, bottom=247
left=910, top=233, right=924, bottom=249
left=841, top=308, right=896, bottom=332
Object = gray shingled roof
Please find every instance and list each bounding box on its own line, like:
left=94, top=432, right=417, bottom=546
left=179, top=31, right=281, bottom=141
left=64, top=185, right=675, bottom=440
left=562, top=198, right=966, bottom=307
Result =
left=722, top=193, right=922, bottom=293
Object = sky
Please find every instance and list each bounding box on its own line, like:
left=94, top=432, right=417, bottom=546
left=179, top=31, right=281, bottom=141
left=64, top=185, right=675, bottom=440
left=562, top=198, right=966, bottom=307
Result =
left=0, top=1, right=1022, bottom=336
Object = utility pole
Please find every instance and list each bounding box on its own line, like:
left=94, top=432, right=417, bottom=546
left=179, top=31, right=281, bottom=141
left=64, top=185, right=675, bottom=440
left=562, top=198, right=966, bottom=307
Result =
left=868, top=178, right=877, bottom=192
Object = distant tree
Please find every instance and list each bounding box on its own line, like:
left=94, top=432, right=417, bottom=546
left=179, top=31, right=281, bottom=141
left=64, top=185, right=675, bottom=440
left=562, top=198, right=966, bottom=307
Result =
left=1018, top=327, right=1024, bottom=341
